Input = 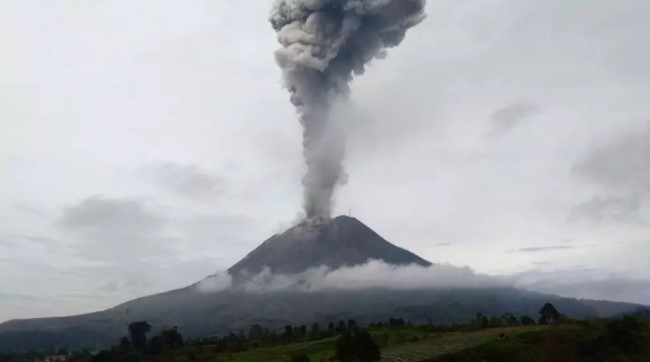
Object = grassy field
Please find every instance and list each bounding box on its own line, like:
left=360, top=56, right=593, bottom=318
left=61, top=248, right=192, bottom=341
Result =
left=379, top=326, right=545, bottom=362
left=147, top=326, right=543, bottom=362
left=433, top=318, right=650, bottom=362
left=77, top=318, right=650, bottom=361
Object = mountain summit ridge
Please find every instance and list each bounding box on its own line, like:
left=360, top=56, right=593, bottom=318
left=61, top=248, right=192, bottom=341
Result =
left=228, top=215, right=432, bottom=276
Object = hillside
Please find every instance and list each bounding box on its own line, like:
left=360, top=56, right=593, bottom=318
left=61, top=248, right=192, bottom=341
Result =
left=0, top=216, right=643, bottom=352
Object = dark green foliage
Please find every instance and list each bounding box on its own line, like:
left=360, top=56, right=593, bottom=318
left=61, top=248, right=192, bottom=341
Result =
left=335, top=329, right=381, bottom=362
left=119, top=336, right=131, bottom=350
left=287, top=354, right=310, bottom=362
left=388, top=318, right=406, bottom=328
left=606, top=316, right=648, bottom=353
left=284, top=325, right=294, bottom=339
left=337, top=320, right=346, bottom=332
left=538, top=303, right=560, bottom=325
left=310, top=322, right=320, bottom=335
left=148, top=335, right=164, bottom=355
left=160, top=327, right=184, bottom=347
left=249, top=324, right=265, bottom=340
left=520, top=315, right=535, bottom=326
left=503, top=314, right=519, bottom=327
left=127, top=321, right=151, bottom=348
left=434, top=317, right=650, bottom=362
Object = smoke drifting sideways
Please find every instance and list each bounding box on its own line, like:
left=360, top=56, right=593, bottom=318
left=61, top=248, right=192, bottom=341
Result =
left=195, top=260, right=504, bottom=293
left=270, top=0, right=427, bottom=221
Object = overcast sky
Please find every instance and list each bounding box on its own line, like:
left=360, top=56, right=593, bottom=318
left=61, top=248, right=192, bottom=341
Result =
left=2, top=0, right=650, bottom=322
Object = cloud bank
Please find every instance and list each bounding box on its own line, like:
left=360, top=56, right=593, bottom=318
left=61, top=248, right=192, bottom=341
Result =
left=195, top=260, right=650, bottom=306
left=196, top=259, right=504, bottom=293
left=511, top=268, right=650, bottom=305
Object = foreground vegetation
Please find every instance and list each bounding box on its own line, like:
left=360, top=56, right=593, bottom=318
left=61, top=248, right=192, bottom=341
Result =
left=1, top=305, right=648, bottom=361
left=432, top=316, right=650, bottom=362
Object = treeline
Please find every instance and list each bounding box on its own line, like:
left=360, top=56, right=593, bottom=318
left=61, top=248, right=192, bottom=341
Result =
left=0, top=302, right=599, bottom=362
left=194, top=318, right=363, bottom=353
left=90, top=322, right=184, bottom=361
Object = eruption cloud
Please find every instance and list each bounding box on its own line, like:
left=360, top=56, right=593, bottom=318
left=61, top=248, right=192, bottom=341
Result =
left=270, top=0, right=427, bottom=221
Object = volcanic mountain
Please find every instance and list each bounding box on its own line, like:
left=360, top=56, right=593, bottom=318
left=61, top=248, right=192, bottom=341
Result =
left=229, top=215, right=431, bottom=276
left=0, top=216, right=643, bottom=352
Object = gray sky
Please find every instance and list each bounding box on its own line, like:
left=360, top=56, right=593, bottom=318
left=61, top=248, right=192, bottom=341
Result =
left=1, top=0, right=650, bottom=322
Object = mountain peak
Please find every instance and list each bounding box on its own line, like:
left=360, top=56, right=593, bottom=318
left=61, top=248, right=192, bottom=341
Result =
left=228, top=215, right=431, bottom=276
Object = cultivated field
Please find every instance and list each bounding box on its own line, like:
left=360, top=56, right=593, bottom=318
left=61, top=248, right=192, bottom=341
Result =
left=380, top=326, right=545, bottom=362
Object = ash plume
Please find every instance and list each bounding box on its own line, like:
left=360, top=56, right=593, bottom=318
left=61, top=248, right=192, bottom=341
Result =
left=270, top=0, right=427, bottom=221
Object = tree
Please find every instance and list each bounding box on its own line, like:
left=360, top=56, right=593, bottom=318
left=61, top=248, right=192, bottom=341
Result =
left=337, top=320, right=347, bottom=332
left=118, top=336, right=131, bottom=351
left=388, top=318, right=405, bottom=328
left=310, top=322, right=320, bottom=335
left=489, top=316, right=504, bottom=328
left=248, top=324, right=264, bottom=340
left=503, top=313, right=519, bottom=327
left=481, top=316, right=489, bottom=329
left=128, top=321, right=151, bottom=348
left=284, top=325, right=294, bottom=339
left=148, top=335, right=164, bottom=355
left=335, top=329, right=381, bottom=362
left=328, top=322, right=335, bottom=332
left=520, top=315, right=536, bottom=326
left=298, top=324, right=307, bottom=337
left=335, top=332, right=356, bottom=361
left=539, top=303, right=560, bottom=325
left=161, top=327, right=184, bottom=347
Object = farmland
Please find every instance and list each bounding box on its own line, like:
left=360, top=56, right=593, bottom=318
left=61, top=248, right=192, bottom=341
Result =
left=380, top=326, right=544, bottom=362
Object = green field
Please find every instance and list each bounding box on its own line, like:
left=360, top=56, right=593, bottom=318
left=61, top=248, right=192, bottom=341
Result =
left=59, top=317, right=650, bottom=362
left=148, top=326, right=543, bottom=362
left=380, top=326, right=544, bottom=362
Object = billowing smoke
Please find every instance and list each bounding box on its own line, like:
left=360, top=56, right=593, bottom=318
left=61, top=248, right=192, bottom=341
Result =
left=270, top=0, right=427, bottom=221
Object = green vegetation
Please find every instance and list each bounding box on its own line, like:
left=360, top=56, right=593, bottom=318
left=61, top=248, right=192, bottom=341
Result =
left=2, top=303, right=649, bottom=362
left=381, top=326, right=544, bottom=362
left=432, top=317, right=650, bottom=362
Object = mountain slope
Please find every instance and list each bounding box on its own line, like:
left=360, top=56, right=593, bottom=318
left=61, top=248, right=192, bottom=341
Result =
left=229, top=216, right=431, bottom=275
left=0, top=216, right=644, bottom=352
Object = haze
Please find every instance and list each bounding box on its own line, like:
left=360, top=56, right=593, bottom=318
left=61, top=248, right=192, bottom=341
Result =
left=1, top=0, right=650, bottom=322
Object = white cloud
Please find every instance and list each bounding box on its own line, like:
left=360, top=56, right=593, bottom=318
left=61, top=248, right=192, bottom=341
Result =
left=196, top=260, right=504, bottom=294
left=511, top=268, right=650, bottom=305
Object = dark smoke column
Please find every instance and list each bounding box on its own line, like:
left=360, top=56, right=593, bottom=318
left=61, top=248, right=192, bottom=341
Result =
left=270, top=0, right=426, bottom=221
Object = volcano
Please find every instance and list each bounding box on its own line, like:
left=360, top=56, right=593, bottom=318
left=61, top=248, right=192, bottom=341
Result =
left=229, top=216, right=431, bottom=276
left=0, top=216, right=643, bottom=352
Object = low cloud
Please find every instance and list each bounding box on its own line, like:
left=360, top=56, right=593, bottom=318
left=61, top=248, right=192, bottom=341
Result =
left=194, top=260, right=650, bottom=306
left=144, top=162, right=225, bottom=200
left=573, top=125, right=650, bottom=194
left=489, top=101, right=540, bottom=136
left=195, top=271, right=232, bottom=293
left=571, top=125, right=650, bottom=224
left=509, top=245, right=594, bottom=253
left=196, top=260, right=504, bottom=294
left=511, top=268, right=650, bottom=305
left=59, top=196, right=172, bottom=261
left=60, top=196, right=163, bottom=235
left=570, top=194, right=645, bottom=224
